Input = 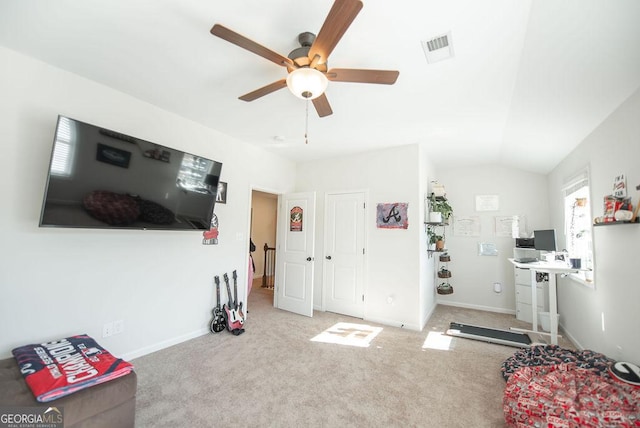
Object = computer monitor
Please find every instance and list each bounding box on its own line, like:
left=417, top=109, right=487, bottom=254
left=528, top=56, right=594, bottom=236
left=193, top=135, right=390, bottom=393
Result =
left=534, top=229, right=557, bottom=252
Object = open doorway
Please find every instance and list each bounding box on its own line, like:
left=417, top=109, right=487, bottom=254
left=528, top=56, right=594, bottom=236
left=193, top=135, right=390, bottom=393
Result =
left=248, top=189, right=317, bottom=318
left=249, top=190, right=278, bottom=305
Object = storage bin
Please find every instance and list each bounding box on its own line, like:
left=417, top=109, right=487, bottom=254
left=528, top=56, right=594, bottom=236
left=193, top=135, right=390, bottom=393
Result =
left=538, top=312, right=559, bottom=332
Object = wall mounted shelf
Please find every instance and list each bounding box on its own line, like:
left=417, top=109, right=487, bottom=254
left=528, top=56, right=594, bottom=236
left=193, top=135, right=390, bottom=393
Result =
left=593, top=220, right=639, bottom=227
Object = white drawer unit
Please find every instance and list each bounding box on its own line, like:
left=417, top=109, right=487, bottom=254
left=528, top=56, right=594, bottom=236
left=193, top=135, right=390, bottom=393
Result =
left=514, top=267, right=534, bottom=286
left=516, top=284, right=544, bottom=306
left=515, top=284, right=545, bottom=324
left=516, top=302, right=543, bottom=324
left=514, top=266, right=549, bottom=323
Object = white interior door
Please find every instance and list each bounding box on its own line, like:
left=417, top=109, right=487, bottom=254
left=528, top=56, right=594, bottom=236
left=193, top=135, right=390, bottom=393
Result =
left=275, top=191, right=316, bottom=317
left=323, top=192, right=365, bottom=318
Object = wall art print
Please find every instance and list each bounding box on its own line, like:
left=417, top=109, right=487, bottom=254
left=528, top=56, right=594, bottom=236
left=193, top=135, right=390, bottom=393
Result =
left=202, top=213, right=219, bottom=245
left=216, top=182, right=227, bottom=204
left=96, top=143, right=131, bottom=168
left=376, top=203, right=408, bottom=229
left=290, top=206, right=303, bottom=231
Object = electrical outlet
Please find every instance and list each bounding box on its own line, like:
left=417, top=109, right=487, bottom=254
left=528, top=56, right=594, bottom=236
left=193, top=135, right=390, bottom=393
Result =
left=103, top=322, right=113, bottom=338
left=113, top=320, right=124, bottom=335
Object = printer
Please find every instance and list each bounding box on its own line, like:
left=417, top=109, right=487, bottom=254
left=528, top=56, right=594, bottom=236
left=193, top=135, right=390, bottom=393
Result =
left=515, top=238, right=534, bottom=248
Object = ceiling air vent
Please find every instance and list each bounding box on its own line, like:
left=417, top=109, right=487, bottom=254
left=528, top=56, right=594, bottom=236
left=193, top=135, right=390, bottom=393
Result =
left=421, top=32, right=454, bottom=64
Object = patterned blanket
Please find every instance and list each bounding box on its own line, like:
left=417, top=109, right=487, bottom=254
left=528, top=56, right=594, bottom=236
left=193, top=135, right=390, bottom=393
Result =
left=501, top=344, right=614, bottom=381
left=12, top=334, right=134, bottom=402
left=504, top=363, right=640, bottom=427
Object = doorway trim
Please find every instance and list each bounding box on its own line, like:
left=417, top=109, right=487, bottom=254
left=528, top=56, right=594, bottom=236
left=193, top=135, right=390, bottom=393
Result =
left=247, top=185, right=283, bottom=310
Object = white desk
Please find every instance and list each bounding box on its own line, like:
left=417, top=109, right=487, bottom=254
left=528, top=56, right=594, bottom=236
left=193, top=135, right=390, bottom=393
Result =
left=508, top=258, right=578, bottom=345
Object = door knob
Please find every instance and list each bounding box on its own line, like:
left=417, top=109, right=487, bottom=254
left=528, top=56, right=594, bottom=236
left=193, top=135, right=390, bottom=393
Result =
left=306, top=257, right=312, bottom=261
left=326, top=256, right=332, bottom=260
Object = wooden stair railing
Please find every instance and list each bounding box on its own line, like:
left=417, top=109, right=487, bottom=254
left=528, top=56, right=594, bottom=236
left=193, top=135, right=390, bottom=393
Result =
left=262, top=243, right=276, bottom=288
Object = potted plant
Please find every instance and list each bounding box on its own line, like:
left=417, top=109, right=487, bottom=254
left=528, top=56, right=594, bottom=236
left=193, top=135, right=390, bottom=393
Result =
left=428, top=229, right=445, bottom=251
left=427, top=229, right=436, bottom=250
left=437, top=266, right=452, bottom=278
left=437, top=282, right=454, bottom=295
left=428, top=193, right=453, bottom=224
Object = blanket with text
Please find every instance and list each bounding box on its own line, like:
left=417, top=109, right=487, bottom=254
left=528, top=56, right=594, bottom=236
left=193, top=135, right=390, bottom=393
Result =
left=12, top=334, right=134, bottom=402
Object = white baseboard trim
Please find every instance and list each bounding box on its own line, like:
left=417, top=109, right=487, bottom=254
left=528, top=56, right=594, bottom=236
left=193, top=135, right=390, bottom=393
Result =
left=363, top=315, right=420, bottom=331
left=559, top=323, right=584, bottom=350
left=437, top=300, right=516, bottom=315
left=421, top=302, right=438, bottom=330
left=125, top=327, right=209, bottom=361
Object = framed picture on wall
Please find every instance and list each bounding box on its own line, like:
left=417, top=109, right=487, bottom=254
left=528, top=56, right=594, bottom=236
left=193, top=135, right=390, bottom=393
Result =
left=216, top=182, right=227, bottom=204
left=475, top=194, right=499, bottom=211
left=96, top=143, right=131, bottom=168
left=376, top=202, right=408, bottom=229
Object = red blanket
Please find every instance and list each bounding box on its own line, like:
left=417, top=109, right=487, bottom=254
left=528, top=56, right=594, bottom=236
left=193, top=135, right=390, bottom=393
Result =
left=12, top=334, right=133, bottom=402
left=504, top=363, right=640, bottom=427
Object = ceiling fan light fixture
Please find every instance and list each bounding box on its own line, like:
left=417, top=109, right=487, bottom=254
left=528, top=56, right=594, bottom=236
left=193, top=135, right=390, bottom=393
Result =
left=286, top=67, right=328, bottom=100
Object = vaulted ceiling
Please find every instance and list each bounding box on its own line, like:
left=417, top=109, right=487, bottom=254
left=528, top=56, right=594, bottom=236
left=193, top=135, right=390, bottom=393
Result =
left=1, top=0, right=639, bottom=173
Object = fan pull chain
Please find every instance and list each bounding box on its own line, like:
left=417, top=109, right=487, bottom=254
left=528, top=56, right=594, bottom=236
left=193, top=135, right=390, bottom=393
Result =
left=305, top=99, right=309, bottom=144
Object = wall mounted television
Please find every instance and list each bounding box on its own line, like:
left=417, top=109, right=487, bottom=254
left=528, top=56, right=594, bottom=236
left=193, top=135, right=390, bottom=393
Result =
left=39, top=116, right=223, bottom=231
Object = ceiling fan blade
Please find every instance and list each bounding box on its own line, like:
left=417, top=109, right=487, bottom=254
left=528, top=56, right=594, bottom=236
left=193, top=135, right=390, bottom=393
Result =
left=239, top=79, right=288, bottom=102
left=312, top=93, right=333, bottom=117
left=211, top=24, right=293, bottom=68
left=326, top=68, right=399, bottom=84
left=308, top=0, right=363, bottom=63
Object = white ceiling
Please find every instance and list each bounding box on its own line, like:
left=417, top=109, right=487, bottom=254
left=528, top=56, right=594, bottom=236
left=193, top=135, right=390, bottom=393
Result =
left=1, top=0, right=639, bottom=174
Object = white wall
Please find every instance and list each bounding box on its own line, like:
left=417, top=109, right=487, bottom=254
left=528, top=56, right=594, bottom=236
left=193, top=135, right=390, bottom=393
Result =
left=547, top=87, right=640, bottom=362
left=435, top=165, right=549, bottom=312
left=295, top=144, right=435, bottom=330
left=0, top=47, right=296, bottom=359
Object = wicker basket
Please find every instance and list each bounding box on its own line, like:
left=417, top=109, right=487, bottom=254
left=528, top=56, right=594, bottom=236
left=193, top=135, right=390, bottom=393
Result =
left=437, top=268, right=452, bottom=278
left=437, top=283, right=454, bottom=295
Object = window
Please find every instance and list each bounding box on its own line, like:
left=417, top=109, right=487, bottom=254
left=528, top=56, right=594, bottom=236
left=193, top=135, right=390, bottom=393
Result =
left=563, top=168, right=594, bottom=285
left=50, top=116, right=74, bottom=177
left=176, top=154, right=216, bottom=194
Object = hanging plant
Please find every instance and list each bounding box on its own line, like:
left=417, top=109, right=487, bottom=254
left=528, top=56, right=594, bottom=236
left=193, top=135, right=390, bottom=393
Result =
left=437, top=282, right=454, bottom=295
left=569, top=203, right=577, bottom=251
left=428, top=193, right=453, bottom=222
left=438, top=267, right=452, bottom=278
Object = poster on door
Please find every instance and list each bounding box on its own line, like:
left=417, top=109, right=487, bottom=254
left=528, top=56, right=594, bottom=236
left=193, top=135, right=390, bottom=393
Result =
left=290, top=206, right=303, bottom=231
left=376, top=202, right=408, bottom=229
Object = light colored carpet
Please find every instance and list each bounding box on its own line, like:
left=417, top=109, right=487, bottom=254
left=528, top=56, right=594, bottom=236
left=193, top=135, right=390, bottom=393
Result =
left=133, top=286, right=573, bottom=427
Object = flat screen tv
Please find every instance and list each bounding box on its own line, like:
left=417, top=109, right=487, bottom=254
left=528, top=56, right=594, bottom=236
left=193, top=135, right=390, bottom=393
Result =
left=533, top=229, right=557, bottom=252
left=39, top=116, right=223, bottom=230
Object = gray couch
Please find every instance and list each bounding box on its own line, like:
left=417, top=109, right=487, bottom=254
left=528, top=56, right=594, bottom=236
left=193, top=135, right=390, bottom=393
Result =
left=0, top=357, right=136, bottom=427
